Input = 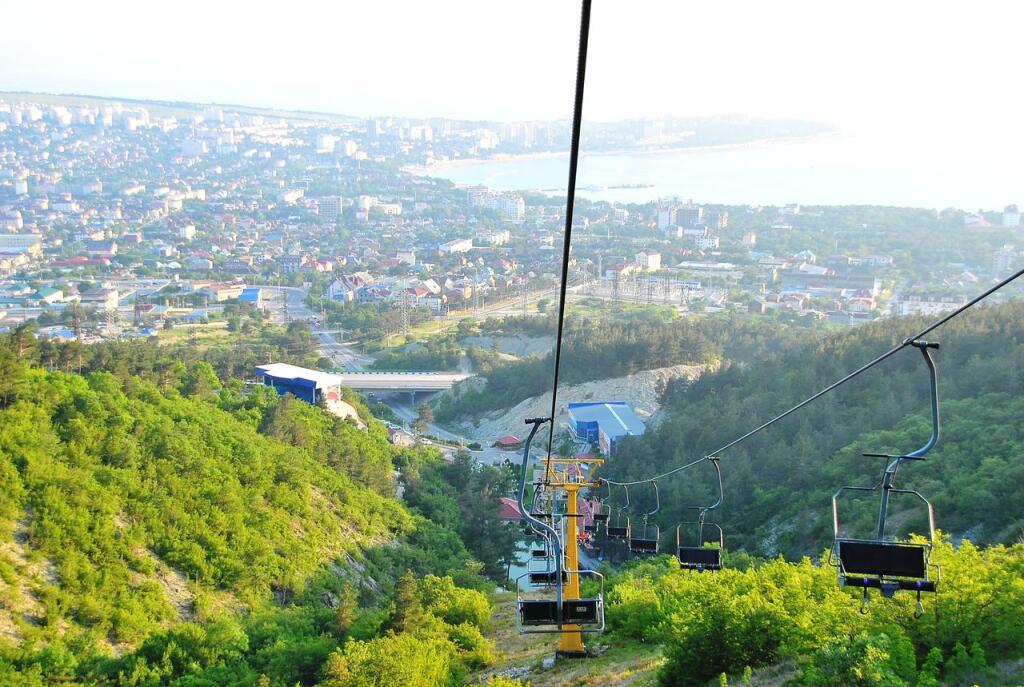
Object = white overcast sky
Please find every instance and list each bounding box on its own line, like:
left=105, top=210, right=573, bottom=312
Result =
left=3, top=1, right=1022, bottom=140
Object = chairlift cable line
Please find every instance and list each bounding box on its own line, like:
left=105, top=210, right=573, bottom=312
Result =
left=603, top=264, right=1024, bottom=487
left=545, top=0, right=592, bottom=462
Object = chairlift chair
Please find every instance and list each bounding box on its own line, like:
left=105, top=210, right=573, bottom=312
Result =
left=605, top=482, right=631, bottom=539
left=529, top=569, right=570, bottom=586
left=531, top=532, right=551, bottom=560
left=675, top=458, right=725, bottom=570
left=606, top=512, right=630, bottom=539
left=676, top=520, right=724, bottom=570
left=628, top=482, right=661, bottom=555
left=830, top=341, right=942, bottom=613
left=517, top=568, right=605, bottom=630
left=584, top=496, right=609, bottom=534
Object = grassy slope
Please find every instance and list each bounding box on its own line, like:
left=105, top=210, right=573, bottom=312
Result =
left=0, top=367, right=411, bottom=652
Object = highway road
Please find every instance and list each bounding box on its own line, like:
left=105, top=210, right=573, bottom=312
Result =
left=383, top=393, right=472, bottom=445
left=254, top=285, right=506, bottom=454
left=260, top=285, right=372, bottom=371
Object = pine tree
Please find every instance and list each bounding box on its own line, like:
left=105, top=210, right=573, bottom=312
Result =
left=389, top=570, right=424, bottom=634
left=336, top=585, right=359, bottom=635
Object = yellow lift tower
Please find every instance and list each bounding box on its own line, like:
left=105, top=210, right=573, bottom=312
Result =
left=516, top=418, right=606, bottom=657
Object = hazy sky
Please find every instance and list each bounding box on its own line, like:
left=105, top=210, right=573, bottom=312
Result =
left=3, top=1, right=1023, bottom=141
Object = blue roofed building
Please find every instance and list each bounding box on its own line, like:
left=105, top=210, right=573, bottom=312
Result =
left=239, top=287, right=263, bottom=308
left=256, top=363, right=342, bottom=405
left=255, top=363, right=366, bottom=428
left=567, top=401, right=646, bottom=455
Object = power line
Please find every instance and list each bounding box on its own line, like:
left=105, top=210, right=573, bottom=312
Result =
left=603, top=456, right=709, bottom=487
left=545, top=0, right=591, bottom=460
left=604, top=264, right=1024, bottom=487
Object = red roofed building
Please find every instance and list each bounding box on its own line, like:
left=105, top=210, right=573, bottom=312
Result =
left=497, top=497, right=523, bottom=521
left=494, top=435, right=522, bottom=450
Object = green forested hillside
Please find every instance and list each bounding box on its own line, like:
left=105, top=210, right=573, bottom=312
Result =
left=435, top=312, right=811, bottom=423
left=0, top=344, right=509, bottom=686
left=605, top=301, right=1024, bottom=557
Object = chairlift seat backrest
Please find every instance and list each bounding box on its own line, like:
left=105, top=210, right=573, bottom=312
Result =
left=518, top=599, right=602, bottom=626
left=837, top=539, right=928, bottom=579
left=629, top=537, right=659, bottom=554
left=531, top=548, right=548, bottom=559
left=584, top=524, right=598, bottom=533
left=519, top=600, right=559, bottom=626
left=562, top=599, right=601, bottom=624
left=606, top=525, right=629, bottom=538
left=529, top=570, right=569, bottom=585
left=593, top=511, right=609, bottom=523
left=677, top=546, right=722, bottom=569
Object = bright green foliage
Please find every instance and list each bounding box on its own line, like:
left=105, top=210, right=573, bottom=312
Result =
left=419, top=575, right=491, bottom=630
left=97, top=618, right=254, bottom=685
left=250, top=392, right=396, bottom=494
left=604, top=537, right=1024, bottom=687
left=0, top=346, right=496, bottom=686
left=484, top=677, right=530, bottom=687
left=318, top=575, right=492, bottom=687
left=915, top=646, right=943, bottom=687
left=402, top=452, right=519, bottom=580
left=943, top=641, right=991, bottom=686
left=893, top=539, right=1024, bottom=666
left=792, top=628, right=916, bottom=686
left=0, top=368, right=412, bottom=645
left=320, top=631, right=454, bottom=687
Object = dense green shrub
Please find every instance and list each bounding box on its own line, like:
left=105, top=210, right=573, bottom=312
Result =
left=604, top=537, right=1024, bottom=687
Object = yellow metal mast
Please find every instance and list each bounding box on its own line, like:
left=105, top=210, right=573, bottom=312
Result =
left=558, top=481, right=585, bottom=655
left=538, top=456, right=603, bottom=657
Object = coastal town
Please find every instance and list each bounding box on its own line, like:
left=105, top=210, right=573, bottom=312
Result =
left=1, top=94, right=1021, bottom=352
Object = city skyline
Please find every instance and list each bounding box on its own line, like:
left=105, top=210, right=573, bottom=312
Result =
left=3, top=1, right=1023, bottom=144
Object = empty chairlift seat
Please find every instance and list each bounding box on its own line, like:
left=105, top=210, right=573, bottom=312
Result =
left=676, top=521, right=725, bottom=570
left=836, top=539, right=935, bottom=592
left=563, top=598, right=602, bottom=624
left=519, top=600, right=559, bottom=626
left=830, top=340, right=942, bottom=606
left=676, top=546, right=723, bottom=570
left=606, top=521, right=629, bottom=539
left=630, top=537, right=659, bottom=554
left=602, top=524, right=626, bottom=540
left=629, top=523, right=660, bottom=555
left=518, top=598, right=603, bottom=626
left=529, top=570, right=569, bottom=586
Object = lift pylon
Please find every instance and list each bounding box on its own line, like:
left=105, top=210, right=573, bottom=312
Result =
left=515, top=418, right=605, bottom=657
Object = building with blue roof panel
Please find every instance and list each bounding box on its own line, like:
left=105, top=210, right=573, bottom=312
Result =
left=239, top=287, right=263, bottom=308
left=567, top=401, right=646, bottom=455
left=256, top=363, right=343, bottom=405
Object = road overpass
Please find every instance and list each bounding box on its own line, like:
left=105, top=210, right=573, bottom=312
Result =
left=336, top=371, right=473, bottom=392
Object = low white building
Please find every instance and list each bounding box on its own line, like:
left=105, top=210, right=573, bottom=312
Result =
left=439, top=238, right=473, bottom=254
left=635, top=252, right=662, bottom=271
left=896, top=293, right=968, bottom=317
